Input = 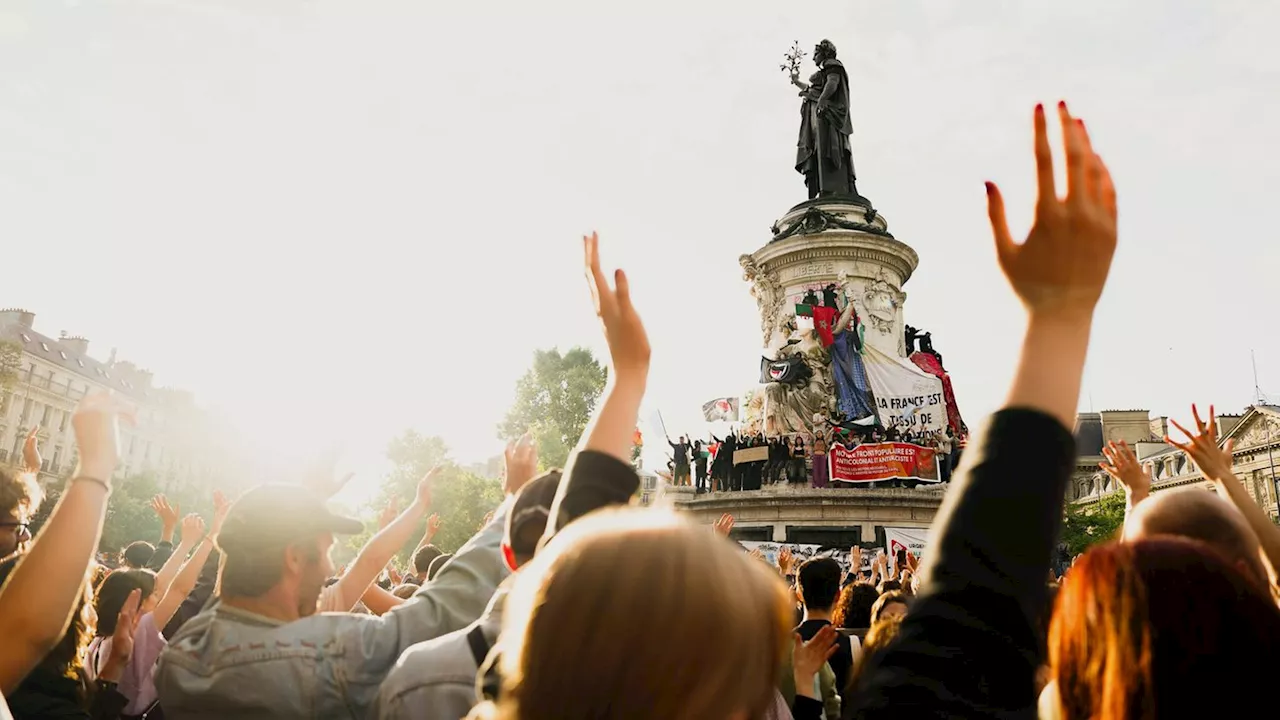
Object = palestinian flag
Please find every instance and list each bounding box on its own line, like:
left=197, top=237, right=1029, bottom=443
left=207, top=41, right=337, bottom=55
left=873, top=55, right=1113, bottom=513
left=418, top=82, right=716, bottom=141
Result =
left=702, top=397, right=740, bottom=422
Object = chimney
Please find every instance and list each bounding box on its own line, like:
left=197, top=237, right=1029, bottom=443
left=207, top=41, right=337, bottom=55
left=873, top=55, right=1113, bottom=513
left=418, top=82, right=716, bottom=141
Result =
left=0, top=308, right=35, bottom=329
left=61, top=335, right=90, bottom=356
left=108, top=347, right=117, bottom=366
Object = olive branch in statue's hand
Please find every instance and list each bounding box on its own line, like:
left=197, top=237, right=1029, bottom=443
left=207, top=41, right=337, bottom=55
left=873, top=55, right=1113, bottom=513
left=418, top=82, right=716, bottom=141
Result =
left=781, top=40, right=807, bottom=88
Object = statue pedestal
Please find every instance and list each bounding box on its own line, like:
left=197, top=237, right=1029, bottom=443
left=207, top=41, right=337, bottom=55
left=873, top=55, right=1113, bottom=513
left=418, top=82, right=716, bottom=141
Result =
left=742, top=198, right=920, bottom=360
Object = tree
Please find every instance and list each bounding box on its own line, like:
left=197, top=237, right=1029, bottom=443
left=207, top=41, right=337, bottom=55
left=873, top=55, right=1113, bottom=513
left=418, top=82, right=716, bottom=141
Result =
left=0, top=339, right=22, bottom=393
left=1060, top=491, right=1127, bottom=556
left=345, top=430, right=505, bottom=565
left=498, top=347, right=607, bottom=468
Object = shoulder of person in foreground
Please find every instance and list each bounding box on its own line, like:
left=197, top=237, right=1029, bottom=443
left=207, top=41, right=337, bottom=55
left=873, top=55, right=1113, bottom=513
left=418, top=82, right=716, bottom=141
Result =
left=157, top=511, right=510, bottom=715
left=844, top=101, right=1116, bottom=718
left=372, top=625, right=486, bottom=720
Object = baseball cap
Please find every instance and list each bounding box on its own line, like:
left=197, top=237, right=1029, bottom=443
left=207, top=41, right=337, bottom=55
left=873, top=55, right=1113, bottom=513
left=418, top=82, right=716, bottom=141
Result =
left=217, top=484, right=364, bottom=555
left=505, top=470, right=562, bottom=560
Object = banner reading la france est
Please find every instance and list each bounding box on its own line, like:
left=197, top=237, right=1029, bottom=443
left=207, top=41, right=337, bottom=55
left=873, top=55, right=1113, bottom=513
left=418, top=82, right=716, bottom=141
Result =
left=828, top=441, right=940, bottom=484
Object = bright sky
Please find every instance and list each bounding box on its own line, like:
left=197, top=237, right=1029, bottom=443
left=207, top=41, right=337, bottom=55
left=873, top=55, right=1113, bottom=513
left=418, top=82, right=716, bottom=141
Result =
left=2, top=1, right=1277, bottom=499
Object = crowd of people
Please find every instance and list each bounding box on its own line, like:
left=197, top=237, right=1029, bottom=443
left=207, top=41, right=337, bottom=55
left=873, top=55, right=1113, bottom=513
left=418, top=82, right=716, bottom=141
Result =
left=1, top=104, right=1278, bottom=719
left=666, top=424, right=960, bottom=493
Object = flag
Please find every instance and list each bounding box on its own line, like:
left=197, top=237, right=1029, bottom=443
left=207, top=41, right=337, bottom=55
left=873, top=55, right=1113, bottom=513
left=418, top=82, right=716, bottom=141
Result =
left=760, top=355, right=812, bottom=385
left=796, top=303, right=839, bottom=347
left=642, top=407, right=667, bottom=440
left=701, top=397, right=740, bottom=422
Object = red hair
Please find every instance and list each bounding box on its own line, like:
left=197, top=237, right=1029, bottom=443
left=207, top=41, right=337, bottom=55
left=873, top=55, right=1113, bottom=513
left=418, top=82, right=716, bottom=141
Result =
left=1050, top=537, right=1280, bottom=719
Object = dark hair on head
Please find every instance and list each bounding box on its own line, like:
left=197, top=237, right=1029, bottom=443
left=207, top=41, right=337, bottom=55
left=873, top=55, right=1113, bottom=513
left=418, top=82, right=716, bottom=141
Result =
left=870, top=590, right=908, bottom=626
left=95, top=569, right=156, bottom=636
left=833, top=582, right=879, bottom=630
left=0, top=554, right=94, bottom=686
left=413, top=544, right=443, bottom=575
left=122, top=541, right=155, bottom=569
left=876, top=579, right=901, bottom=595
left=1051, top=537, right=1280, bottom=719
left=815, top=39, right=838, bottom=59
left=797, top=557, right=842, bottom=611
left=427, top=553, right=453, bottom=581
left=392, top=583, right=418, bottom=600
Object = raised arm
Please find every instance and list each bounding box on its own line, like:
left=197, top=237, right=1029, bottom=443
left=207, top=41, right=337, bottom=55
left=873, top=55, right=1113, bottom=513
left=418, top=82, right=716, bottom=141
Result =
left=844, top=102, right=1117, bottom=718
left=0, top=392, right=134, bottom=693
left=330, top=471, right=437, bottom=612
left=152, top=492, right=230, bottom=630
left=1099, top=440, right=1152, bottom=518
left=1168, top=404, right=1280, bottom=581
left=544, top=232, right=650, bottom=540
left=153, top=514, right=201, bottom=600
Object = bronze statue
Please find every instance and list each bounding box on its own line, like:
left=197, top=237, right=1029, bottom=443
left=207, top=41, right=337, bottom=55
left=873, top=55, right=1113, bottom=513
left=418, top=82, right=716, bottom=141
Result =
left=785, top=40, right=861, bottom=200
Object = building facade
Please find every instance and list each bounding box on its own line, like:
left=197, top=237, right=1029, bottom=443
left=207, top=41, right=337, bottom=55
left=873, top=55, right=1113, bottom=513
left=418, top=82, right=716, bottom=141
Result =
left=1070, top=406, right=1280, bottom=517
left=0, top=308, right=239, bottom=494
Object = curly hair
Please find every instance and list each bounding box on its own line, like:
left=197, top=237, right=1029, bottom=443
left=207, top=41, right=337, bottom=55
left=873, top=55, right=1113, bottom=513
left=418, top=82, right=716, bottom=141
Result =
left=833, top=582, right=879, bottom=630
left=0, top=468, right=43, bottom=521
left=815, top=39, right=839, bottom=60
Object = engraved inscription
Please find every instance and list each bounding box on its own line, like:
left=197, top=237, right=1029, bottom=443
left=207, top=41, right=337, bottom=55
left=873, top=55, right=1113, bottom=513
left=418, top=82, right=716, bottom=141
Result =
left=783, top=261, right=836, bottom=281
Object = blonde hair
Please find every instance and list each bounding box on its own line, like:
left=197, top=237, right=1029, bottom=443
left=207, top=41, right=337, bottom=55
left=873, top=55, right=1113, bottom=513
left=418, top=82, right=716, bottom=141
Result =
left=475, top=509, right=792, bottom=720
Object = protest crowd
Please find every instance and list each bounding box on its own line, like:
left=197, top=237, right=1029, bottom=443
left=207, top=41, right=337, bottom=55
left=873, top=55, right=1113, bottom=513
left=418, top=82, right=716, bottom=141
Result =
left=2, top=104, right=1279, bottom=720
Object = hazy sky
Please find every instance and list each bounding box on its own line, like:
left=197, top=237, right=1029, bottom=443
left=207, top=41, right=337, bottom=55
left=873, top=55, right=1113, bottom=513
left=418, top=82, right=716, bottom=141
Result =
left=2, top=1, right=1277, bottom=496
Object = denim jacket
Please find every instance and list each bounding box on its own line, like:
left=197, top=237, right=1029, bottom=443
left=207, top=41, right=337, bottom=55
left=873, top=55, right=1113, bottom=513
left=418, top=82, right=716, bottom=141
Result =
left=154, top=502, right=511, bottom=720
left=372, top=582, right=507, bottom=720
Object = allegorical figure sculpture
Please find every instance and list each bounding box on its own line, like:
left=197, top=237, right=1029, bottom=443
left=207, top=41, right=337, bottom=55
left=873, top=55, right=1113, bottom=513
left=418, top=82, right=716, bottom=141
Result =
left=787, top=39, right=860, bottom=200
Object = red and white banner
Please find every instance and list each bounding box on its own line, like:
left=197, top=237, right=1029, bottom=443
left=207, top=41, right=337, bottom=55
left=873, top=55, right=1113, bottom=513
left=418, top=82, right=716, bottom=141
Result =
left=829, top=442, right=940, bottom=484
left=884, top=526, right=930, bottom=566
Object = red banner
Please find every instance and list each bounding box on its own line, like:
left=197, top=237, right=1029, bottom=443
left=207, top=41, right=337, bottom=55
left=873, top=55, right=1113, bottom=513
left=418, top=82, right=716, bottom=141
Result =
left=829, top=442, right=940, bottom=484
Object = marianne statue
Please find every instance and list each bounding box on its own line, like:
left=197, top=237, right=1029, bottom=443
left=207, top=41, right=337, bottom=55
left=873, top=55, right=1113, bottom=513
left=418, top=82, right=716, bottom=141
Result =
left=787, top=39, right=861, bottom=200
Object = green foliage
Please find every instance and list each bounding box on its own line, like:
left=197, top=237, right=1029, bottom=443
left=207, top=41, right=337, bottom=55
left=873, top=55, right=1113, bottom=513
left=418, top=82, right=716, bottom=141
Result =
left=498, top=347, right=606, bottom=469
left=343, top=430, right=505, bottom=566
left=0, top=340, right=22, bottom=391
left=1061, top=491, right=1128, bottom=556
left=29, top=472, right=227, bottom=556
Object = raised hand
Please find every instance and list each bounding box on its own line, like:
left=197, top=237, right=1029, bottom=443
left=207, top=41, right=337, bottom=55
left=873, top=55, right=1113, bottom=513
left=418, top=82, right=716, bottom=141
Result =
left=1167, top=405, right=1234, bottom=483
left=1100, top=440, right=1151, bottom=501
left=584, top=231, right=650, bottom=380
left=210, top=490, right=231, bottom=538
left=72, top=391, right=137, bottom=484
left=850, top=545, right=863, bottom=573
left=425, top=513, right=443, bottom=541
left=503, top=433, right=538, bottom=496
left=986, top=102, right=1117, bottom=322
left=98, top=588, right=142, bottom=683
left=793, top=625, right=840, bottom=686
left=179, top=514, right=206, bottom=546
left=151, top=495, right=181, bottom=538
left=712, top=513, right=735, bottom=537
left=378, top=498, right=400, bottom=531
left=414, top=468, right=437, bottom=511
left=21, top=426, right=41, bottom=474
left=777, top=546, right=794, bottom=575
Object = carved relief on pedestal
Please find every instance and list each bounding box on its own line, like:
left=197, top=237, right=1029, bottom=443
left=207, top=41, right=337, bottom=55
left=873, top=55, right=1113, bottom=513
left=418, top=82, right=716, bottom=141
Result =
left=861, top=274, right=904, bottom=335
left=740, top=254, right=786, bottom=347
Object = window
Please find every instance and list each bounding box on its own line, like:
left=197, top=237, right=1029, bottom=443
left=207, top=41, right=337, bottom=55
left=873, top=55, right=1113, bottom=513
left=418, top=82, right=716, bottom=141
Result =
left=52, top=446, right=62, bottom=471
left=76, top=359, right=84, bottom=367
left=41, top=405, right=52, bottom=426
left=20, top=333, right=30, bottom=343
left=59, top=351, right=67, bottom=360
left=40, top=342, right=49, bottom=352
